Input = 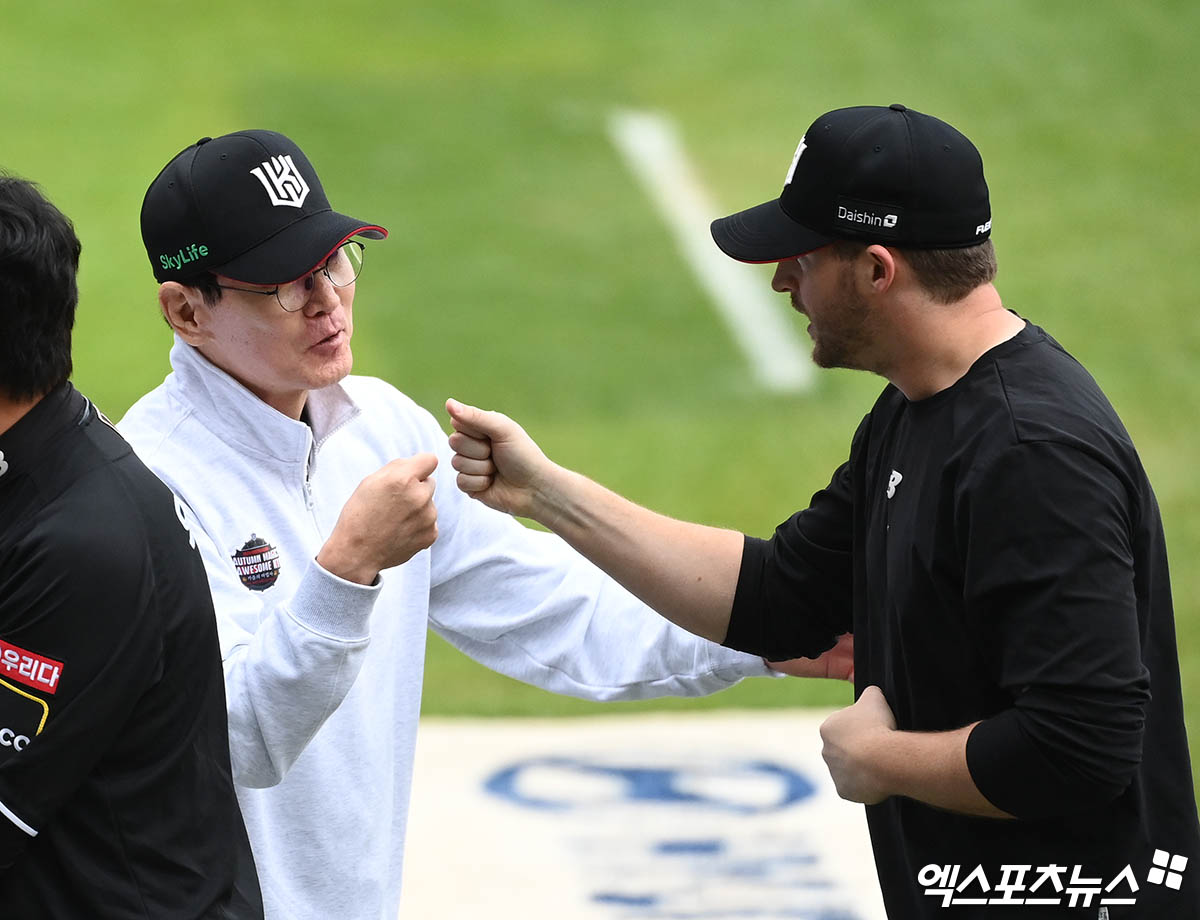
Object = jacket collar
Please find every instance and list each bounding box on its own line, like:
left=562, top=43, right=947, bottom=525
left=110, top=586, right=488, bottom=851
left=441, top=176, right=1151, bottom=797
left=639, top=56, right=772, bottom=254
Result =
left=165, top=337, right=360, bottom=464
left=0, top=383, right=86, bottom=496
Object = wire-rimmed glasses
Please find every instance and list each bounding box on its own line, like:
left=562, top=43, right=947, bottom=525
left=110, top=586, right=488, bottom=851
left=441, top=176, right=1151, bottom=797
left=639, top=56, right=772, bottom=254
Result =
left=217, top=240, right=365, bottom=312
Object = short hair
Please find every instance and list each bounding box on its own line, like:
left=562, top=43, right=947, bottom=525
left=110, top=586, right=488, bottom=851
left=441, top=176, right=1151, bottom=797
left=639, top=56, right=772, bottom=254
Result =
left=0, top=175, right=81, bottom=401
left=177, top=271, right=223, bottom=306
left=157, top=270, right=223, bottom=329
left=829, top=239, right=997, bottom=304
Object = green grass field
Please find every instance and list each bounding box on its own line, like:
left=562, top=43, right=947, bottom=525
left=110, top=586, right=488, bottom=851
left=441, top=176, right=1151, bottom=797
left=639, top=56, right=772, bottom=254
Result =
left=4, top=1, right=1197, bottom=788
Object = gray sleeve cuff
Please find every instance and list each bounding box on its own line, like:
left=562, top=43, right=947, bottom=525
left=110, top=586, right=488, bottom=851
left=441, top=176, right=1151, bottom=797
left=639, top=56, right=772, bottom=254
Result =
left=285, top=558, right=382, bottom=641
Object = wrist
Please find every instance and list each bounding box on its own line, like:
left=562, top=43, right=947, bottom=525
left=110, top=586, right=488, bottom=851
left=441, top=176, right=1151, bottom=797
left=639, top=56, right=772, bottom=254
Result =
left=317, top=538, right=379, bottom=586
left=527, top=462, right=583, bottom=532
left=864, top=727, right=903, bottom=799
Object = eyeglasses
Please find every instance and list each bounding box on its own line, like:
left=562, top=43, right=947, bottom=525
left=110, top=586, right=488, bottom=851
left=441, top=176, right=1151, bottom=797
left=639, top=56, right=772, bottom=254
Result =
left=217, top=240, right=365, bottom=312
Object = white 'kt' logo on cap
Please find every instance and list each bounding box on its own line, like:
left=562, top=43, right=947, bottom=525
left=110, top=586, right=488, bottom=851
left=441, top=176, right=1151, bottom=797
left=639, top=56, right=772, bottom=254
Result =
left=250, top=154, right=310, bottom=208
left=784, top=136, right=807, bottom=186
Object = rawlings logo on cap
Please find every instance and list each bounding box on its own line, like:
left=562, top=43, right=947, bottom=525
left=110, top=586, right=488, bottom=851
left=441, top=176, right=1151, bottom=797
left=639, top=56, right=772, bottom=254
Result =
left=250, top=155, right=310, bottom=208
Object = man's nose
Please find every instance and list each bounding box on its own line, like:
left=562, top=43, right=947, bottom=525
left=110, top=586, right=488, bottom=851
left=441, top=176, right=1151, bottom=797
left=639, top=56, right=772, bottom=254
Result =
left=304, top=272, right=341, bottom=315
left=771, top=261, right=799, bottom=293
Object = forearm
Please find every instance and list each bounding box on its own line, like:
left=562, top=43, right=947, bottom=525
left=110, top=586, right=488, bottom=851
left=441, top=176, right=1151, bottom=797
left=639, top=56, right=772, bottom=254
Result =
left=527, top=464, right=743, bottom=644
left=446, top=398, right=744, bottom=643
left=821, top=688, right=1013, bottom=818
left=873, top=724, right=1011, bottom=818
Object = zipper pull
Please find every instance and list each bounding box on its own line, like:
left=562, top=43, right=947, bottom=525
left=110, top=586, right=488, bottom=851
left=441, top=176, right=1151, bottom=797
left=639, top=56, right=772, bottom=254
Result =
left=303, top=444, right=316, bottom=510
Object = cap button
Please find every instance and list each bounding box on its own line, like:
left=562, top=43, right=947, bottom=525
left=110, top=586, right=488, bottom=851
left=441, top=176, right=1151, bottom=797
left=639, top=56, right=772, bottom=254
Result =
left=196, top=136, right=213, bottom=145
left=889, top=103, right=907, bottom=112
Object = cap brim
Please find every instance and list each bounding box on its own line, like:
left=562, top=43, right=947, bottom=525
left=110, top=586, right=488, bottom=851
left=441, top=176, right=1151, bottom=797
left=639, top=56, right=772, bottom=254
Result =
left=710, top=199, right=834, bottom=264
left=217, top=209, right=388, bottom=285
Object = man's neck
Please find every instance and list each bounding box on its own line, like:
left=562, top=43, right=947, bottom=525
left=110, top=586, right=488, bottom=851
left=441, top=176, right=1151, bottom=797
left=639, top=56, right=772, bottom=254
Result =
left=251, top=388, right=309, bottom=421
left=192, top=345, right=310, bottom=420
left=885, top=286, right=1024, bottom=401
left=0, top=392, right=46, bottom=437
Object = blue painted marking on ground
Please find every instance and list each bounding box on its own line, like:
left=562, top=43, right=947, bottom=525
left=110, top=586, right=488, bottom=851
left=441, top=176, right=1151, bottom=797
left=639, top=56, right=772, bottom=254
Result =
left=592, top=893, right=661, bottom=907
left=483, top=757, right=816, bottom=814
left=582, top=909, right=862, bottom=919
left=479, top=751, right=869, bottom=919
left=656, top=840, right=725, bottom=855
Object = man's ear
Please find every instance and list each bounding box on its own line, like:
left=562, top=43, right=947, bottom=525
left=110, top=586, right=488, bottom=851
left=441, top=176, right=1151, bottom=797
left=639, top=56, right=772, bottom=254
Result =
left=159, top=282, right=207, bottom=345
left=863, top=244, right=898, bottom=294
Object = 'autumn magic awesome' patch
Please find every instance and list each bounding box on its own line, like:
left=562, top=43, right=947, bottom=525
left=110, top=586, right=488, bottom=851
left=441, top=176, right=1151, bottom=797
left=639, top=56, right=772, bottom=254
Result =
left=231, top=534, right=281, bottom=591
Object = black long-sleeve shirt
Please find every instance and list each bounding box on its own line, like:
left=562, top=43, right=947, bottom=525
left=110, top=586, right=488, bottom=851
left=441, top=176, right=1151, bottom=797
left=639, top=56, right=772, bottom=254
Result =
left=0, top=384, right=262, bottom=918
left=728, top=322, right=1199, bottom=918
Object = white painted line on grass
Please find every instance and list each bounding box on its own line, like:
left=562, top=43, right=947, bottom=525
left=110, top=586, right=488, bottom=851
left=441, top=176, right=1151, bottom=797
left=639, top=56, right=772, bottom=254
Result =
left=608, top=109, right=814, bottom=393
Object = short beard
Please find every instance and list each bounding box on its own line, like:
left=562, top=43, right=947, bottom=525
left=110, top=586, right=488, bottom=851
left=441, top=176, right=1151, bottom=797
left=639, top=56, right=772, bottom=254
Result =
left=809, top=267, right=876, bottom=371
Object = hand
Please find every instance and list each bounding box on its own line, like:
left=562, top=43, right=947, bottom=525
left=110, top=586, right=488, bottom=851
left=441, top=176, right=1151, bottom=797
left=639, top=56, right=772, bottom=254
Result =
left=445, top=398, right=553, bottom=518
left=768, top=633, right=854, bottom=681
left=819, top=685, right=897, bottom=804
left=318, top=453, right=439, bottom=585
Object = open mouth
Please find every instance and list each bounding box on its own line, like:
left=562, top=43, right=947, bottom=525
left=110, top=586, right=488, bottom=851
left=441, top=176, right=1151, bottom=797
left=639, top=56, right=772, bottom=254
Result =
left=311, top=329, right=344, bottom=349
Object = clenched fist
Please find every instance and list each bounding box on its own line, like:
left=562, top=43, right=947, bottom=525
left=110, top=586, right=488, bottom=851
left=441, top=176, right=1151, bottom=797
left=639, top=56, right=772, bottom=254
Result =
left=318, top=453, right=439, bottom=585
left=445, top=398, right=552, bottom=519
left=819, top=685, right=897, bottom=804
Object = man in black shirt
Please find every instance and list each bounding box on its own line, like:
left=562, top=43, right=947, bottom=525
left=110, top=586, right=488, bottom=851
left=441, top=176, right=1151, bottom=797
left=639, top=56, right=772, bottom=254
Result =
left=443, top=105, right=1200, bottom=917
left=0, top=175, right=263, bottom=917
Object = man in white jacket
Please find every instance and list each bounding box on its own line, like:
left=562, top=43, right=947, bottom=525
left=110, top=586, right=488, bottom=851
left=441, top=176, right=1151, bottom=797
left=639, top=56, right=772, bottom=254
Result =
left=118, top=130, right=826, bottom=920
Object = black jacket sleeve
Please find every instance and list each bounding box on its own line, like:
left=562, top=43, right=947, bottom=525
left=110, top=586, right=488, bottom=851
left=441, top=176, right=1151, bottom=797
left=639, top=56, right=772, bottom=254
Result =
left=724, top=459, right=855, bottom=659
left=961, top=440, right=1150, bottom=818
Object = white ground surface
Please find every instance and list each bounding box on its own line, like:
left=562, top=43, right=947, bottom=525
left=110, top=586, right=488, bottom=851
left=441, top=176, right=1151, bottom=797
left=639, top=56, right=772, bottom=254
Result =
left=402, top=710, right=888, bottom=919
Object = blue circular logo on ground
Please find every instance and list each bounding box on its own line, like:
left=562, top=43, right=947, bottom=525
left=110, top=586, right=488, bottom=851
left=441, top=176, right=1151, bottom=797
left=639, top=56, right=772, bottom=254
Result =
left=484, top=757, right=815, bottom=814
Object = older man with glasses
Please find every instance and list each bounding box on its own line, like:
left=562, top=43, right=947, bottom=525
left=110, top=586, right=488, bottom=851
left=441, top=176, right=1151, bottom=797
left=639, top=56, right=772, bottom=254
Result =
left=116, top=130, right=805, bottom=920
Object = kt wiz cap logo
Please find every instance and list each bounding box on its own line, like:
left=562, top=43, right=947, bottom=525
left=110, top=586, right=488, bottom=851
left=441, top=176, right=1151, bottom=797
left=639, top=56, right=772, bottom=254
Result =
left=250, top=154, right=310, bottom=208
left=232, top=534, right=281, bottom=591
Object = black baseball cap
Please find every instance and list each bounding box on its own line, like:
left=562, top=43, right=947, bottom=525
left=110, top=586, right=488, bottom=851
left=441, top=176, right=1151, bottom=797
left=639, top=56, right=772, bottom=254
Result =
left=711, top=104, right=991, bottom=263
left=141, top=129, right=387, bottom=285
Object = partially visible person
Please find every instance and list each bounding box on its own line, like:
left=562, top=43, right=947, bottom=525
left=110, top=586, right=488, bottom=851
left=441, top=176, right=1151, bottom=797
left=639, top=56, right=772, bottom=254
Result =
left=446, top=104, right=1200, bottom=918
left=117, top=130, right=821, bottom=920
left=0, top=175, right=263, bottom=918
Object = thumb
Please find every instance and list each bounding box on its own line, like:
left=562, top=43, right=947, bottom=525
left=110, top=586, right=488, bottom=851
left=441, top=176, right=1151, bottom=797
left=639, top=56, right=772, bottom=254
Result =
left=857, top=685, right=895, bottom=721
left=857, top=685, right=884, bottom=704
left=446, top=398, right=501, bottom=439
left=406, top=452, right=439, bottom=480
